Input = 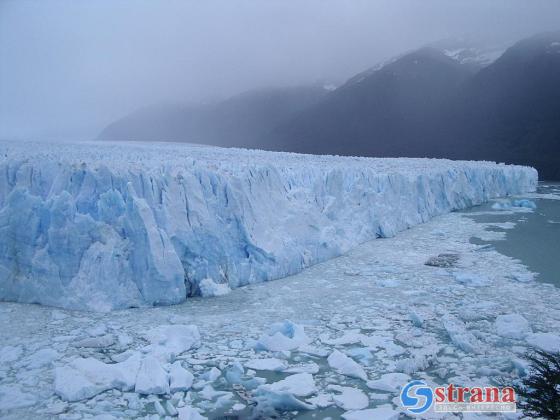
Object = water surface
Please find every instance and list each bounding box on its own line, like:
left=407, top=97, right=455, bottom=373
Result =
left=463, top=182, right=560, bottom=287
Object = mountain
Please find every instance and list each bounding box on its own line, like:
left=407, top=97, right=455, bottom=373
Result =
left=429, top=38, right=505, bottom=70
left=100, top=32, right=560, bottom=179
left=98, top=85, right=328, bottom=149
left=446, top=31, right=560, bottom=179
left=271, top=32, right=560, bottom=179
left=269, top=47, right=475, bottom=157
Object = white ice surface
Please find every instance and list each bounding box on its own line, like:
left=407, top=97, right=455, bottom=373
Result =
left=0, top=140, right=536, bottom=310
left=1, top=188, right=559, bottom=419
left=327, top=350, right=368, bottom=381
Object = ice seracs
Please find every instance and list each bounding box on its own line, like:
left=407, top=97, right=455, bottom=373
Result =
left=0, top=139, right=537, bottom=311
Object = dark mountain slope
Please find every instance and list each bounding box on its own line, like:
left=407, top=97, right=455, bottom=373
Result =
left=446, top=31, right=560, bottom=179
left=270, top=48, right=475, bottom=157
left=272, top=33, right=560, bottom=179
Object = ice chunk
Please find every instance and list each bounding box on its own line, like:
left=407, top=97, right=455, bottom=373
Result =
left=442, top=314, right=482, bottom=354
left=307, top=393, right=334, bottom=408
left=74, top=335, right=115, bottom=348
left=492, top=199, right=536, bottom=211
left=327, top=350, right=367, bottom=381
left=169, top=361, right=194, bottom=392
left=54, top=354, right=141, bottom=401
left=177, top=406, right=207, bottom=420
left=198, top=278, right=231, bottom=297
left=244, top=358, right=288, bottom=372
left=409, top=310, right=424, bottom=328
left=256, top=320, right=310, bottom=351
left=512, top=199, right=537, bottom=209
left=24, top=348, right=59, bottom=368
left=453, top=271, right=491, bottom=287
left=342, top=404, right=399, bottom=420
left=260, top=373, right=316, bottom=397
left=144, top=325, right=200, bottom=362
left=366, top=373, right=410, bottom=393
left=526, top=333, right=560, bottom=353
left=346, top=347, right=374, bottom=366
left=253, top=388, right=315, bottom=412
left=283, top=362, right=320, bottom=374
left=492, top=201, right=512, bottom=211
left=0, top=384, right=37, bottom=410
left=495, top=314, right=531, bottom=340
left=0, top=345, right=23, bottom=363
left=134, top=355, right=170, bottom=395
left=201, top=367, right=221, bottom=382
left=328, top=385, right=369, bottom=410
left=321, top=329, right=364, bottom=345
left=253, top=374, right=316, bottom=414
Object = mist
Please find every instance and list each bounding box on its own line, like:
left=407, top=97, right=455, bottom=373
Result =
left=1, top=0, right=559, bottom=141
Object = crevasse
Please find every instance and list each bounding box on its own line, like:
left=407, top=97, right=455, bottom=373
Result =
left=0, top=140, right=537, bottom=311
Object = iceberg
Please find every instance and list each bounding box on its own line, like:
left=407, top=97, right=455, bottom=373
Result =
left=0, top=140, right=537, bottom=310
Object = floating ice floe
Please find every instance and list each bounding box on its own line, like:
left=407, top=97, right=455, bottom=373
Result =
left=198, top=278, right=231, bottom=297
left=135, top=355, right=170, bottom=395
left=328, top=385, right=369, bottom=410
left=491, top=199, right=537, bottom=211
left=342, top=404, right=400, bottom=420
left=74, top=334, right=115, bottom=348
left=366, top=373, right=410, bottom=393
left=177, top=406, right=207, bottom=420
left=442, top=314, right=482, bottom=354
left=526, top=332, right=560, bottom=353
left=254, top=373, right=317, bottom=413
left=453, top=271, right=491, bottom=287
left=24, top=348, right=59, bottom=369
left=255, top=320, right=311, bottom=351
left=169, top=361, right=194, bottom=392
left=327, top=350, right=368, bottom=381
left=244, top=358, right=288, bottom=372
left=0, top=384, right=37, bottom=410
left=259, top=373, right=316, bottom=397
left=54, top=354, right=141, bottom=401
left=143, top=324, right=200, bottom=362
left=495, top=314, right=532, bottom=340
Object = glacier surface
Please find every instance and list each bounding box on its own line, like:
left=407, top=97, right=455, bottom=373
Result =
left=0, top=140, right=537, bottom=310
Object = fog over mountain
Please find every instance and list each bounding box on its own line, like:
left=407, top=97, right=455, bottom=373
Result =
left=269, top=32, right=560, bottom=179
left=2, top=0, right=560, bottom=142
left=99, top=31, right=560, bottom=179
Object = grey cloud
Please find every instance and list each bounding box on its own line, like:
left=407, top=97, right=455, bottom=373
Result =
left=1, top=0, right=559, bottom=140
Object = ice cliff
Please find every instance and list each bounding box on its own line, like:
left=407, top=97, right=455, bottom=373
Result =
left=0, top=140, right=537, bottom=311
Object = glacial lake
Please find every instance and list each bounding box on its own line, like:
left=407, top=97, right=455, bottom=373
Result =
left=463, top=182, right=560, bottom=287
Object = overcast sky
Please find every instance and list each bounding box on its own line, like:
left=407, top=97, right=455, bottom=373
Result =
left=1, top=0, right=559, bottom=141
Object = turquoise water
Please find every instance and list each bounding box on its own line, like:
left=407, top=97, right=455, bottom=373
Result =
left=463, top=183, right=560, bottom=287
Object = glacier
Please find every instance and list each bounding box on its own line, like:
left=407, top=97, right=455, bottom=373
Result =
left=0, top=140, right=537, bottom=310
